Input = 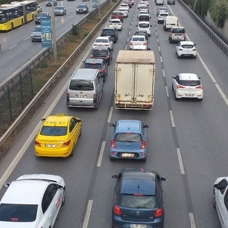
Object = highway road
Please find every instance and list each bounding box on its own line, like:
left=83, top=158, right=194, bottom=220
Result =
left=0, top=0, right=228, bottom=227
left=0, top=0, right=106, bottom=83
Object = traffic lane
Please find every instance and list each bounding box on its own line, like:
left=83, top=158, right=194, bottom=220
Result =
left=166, top=1, right=228, bottom=97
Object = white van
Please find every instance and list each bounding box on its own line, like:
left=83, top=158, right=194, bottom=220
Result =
left=66, top=69, right=104, bottom=108
left=137, top=21, right=152, bottom=36
left=163, top=16, right=178, bottom=31
left=155, top=0, right=164, bottom=5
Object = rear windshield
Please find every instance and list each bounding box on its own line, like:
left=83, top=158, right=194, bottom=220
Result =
left=92, top=49, right=108, bottom=56
left=0, top=204, right=37, bottom=222
left=111, top=20, right=121, bottom=23
left=139, top=16, right=149, bottom=21
left=112, top=12, right=121, bottom=15
left=139, top=23, right=149, bottom=28
left=179, top=80, right=200, bottom=86
left=160, top=13, right=168, bottom=16
left=95, top=38, right=108, bottom=43
left=101, top=30, right=114, bottom=35
left=132, top=37, right=145, bottom=41
left=84, top=63, right=102, bottom=69
left=114, top=133, right=142, bottom=142
left=69, top=79, right=94, bottom=91
left=172, top=28, right=185, bottom=33
left=120, top=195, right=156, bottom=208
left=182, top=44, right=194, bottom=49
left=40, top=126, right=67, bottom=136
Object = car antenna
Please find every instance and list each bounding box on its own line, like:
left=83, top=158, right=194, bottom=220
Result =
left=137, top=184, right=140, bottom=193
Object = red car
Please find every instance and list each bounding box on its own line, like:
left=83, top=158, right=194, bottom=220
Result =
left=124, top=0, right=132, bottom=7
left=111, top=11, right=124, bottom=22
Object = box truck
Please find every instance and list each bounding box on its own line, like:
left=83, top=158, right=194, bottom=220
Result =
left=114, top=50, right=155, bottom=110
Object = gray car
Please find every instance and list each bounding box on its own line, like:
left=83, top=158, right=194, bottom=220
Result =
left=31, top=26, right=41, bottom=42
left=167, top=0, right=175, bottom=4
left=54, top=6, right=66, bottom=16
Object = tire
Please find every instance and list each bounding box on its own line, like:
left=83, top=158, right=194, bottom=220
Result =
left=62, top=188, right=66, bottom=206
left=169, top=39, right=172, bottom=44
left=79, top=128, right=82, bottom=137
left=108, top=60, right=110, bottom=65
left=213, top=191, right=216, bottom=209
left=172, top=83, right=174, bottom=91
left=110, top=156, right=114, bottom=161
left=174, top=92, right=178, bottom=100
left=142, top=157, right=147, bottom=162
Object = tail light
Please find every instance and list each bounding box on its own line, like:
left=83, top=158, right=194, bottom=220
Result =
left=130, top=42, right=133, bottom=45
left=177, top=85, right=185, bottom=89
left=93, top=94, right=97, bottom=103
left=106, top=55, right=109, bottom=58
left=62, top=140, right=70, bottom=147
left=66, top=93, right=69, bottom=102
left=99, top=69, right=104, bottom=73
left=35, top=140, right=41, bottom=147
left=90, top=55, right=94, bottom=58
left=113, top=205, right=122, bottom=215
left=143, top=42, right=146, bottom=45
left=196, top=85, right=203, bottom=89
left=111, top=140, right=116, bottom=148
left=192, top=48, right=196, bottom=51
left=155, top=208, right=163, bottom=217
left=179, top=48, right=183, bottom=51
left=140, top=141, right=146, bottom=149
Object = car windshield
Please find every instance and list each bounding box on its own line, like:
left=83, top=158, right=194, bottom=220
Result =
left=40, top=126, right=67, bottom=136
left=139, top=16, right=149, bottom=20
left=114, top=133, right=142, bottom=142
left=102, top=29, right=114, bottom=35
left=78, top=5, right=86, bottom=8
left=119, top=9, right=126, bottom=11
left=34, top=27, right=41, bottom=32
left=132, top=37, right=145, bottom=41
left=172, top=28, right=185, bottom=33
left=182, top=44, right=194, bottom=49
left=55, top=6, right=63, bottom=10
left=69, top=79, right=94, bottom=91
left=92, top=49, right=108, bottom=56
left=120, top=195, right=156, bottom=208
left=139, top=23, right=149, bottom=28
left=179, top=80, right=200, bottom=86
left=38, top=13, right=48, bottom=17
left=160, top=13, right=168, bottom=16
left=84, top=63, right=102, bottom=69
left=0, top=204, right=38, bottom=222
left=95, top=39, right=108, bottom=43
left=111, top=20, right=120, bottom=23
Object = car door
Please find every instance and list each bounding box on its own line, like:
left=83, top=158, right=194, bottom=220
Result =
left=69, top=118, right=79, bottom=144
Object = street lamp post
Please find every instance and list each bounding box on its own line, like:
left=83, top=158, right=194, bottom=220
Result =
left=51, top=1, right=57, bottom=64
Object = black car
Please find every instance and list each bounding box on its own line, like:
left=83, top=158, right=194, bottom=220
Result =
left=100, top=27, right=118, bottom=43
left=76, top=4, right=89, bottom=14
left=46, top=0, right=57, bottom=7
left=134, top=30, right=148, bottom=40
left=91, top=46, right=112, bottom=65
left=83, top=58, right=108, bottom=82
left=112, top=168, right=166, bottom=228
left=35, top=12, right=51, bottom=24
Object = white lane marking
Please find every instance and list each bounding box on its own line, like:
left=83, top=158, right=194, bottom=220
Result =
left=165, top=86, right=169, bottom=97
left=160, top=56, right=163, bottom=63
left=215, top=84, right=228, bottom=106
left=177, top=148, right=185, bottom=175
left=189, top=212, right=197, bottom=228
left=0, top=41, right=95, bottom=190
left=169, top=110, right=175, bottom=127
left=157, top=38, right=159, bottom=43
left=158, top=46, right=160, bottom=52
left=9, top=44, right=17, bottom=49
left=24, top=36, right=30, bottom=41
left=97, top=141, right=106, bottom=167
left=107, top=106, right=113, bottom=123
left=82, top=200, right=93, bottom=228
left=156, top=31, right=158, bottom=36
left=127, top=37, right=129, bottom=42
left=125, top=45, right=127, bottom=50
left=162, top=69, right=166, bottom=77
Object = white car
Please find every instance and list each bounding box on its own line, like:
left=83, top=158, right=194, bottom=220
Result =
left=0, top=174, right=65, bottom=228
left=108, top=19, right=122, bottom=31
left=93, top=36, right=113, bottom=50
left=172, top=73, right=203, bottom=100
left=138, top=1, right=147, bottom=8
left=129, top=35, right=148, bottom=50
left=157, top=6, right=167, bottom=16
left=176, top=41, right=197, bottom=58
left=139, top=5, right=149, bottom=13
left=213, top=177, right=228, bottom=228
left=157, top=12, right=169, bottom=24
left=137, top=21, right=152, bottom=36
left=120, top=3, right=129, bottom=11
left=141, top=0, right=149, bottom=6
left=118, top=8, right=128, bottom=17
left=139, top=9, right=148, bottom=14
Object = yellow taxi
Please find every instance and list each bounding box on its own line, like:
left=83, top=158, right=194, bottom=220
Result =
left=35, top=113, right=82, bottom=157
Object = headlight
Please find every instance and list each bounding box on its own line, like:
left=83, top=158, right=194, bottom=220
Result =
left=83, top=8, right=86, bottom=11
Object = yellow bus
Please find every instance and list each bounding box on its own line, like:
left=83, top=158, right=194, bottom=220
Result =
left=0, top=0, right=39, bottom=31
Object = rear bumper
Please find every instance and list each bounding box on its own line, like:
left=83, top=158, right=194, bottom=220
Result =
left=115, top=102, right=152, bottom=110
left=35, top=146, right=71, bottom=157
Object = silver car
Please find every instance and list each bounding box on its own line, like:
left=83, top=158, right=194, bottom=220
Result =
left=54, top=6, right=66, bottom=16
left=31, top=26, right=41, bottom=42
left=213, top=177, right=228, bottom=228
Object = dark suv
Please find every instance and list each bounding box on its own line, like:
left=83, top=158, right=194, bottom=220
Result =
left=91, top=46, right=112, bottom=65
left=112, top=168, right=166, bottom=228
left=111, top=11, right=124, bottom=22
left=100, top=27, right=118, bottom=43
left=83, top=58, right=108, bottom=82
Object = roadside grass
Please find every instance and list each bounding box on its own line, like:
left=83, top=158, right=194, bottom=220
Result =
left=0, top=1, right=116, bottom=160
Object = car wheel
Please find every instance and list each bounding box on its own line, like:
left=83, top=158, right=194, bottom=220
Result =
left=177, top=54, right=180, bottom=59
left=193, top=55, right=197, bottom=59
left=62, top=188, right=66, bottom=206
left=70, top=144, right=75, bottom=156
left=108, top=60, right=110, bottom=65
left=110, top=156, right=115, bottom=161
left=172, top=83, right=174, bottom=91
left=169, top=39, right=172, bottom=44
left=142, top=157, right=147, bottom=162
left=174, top=91, right=178, bottom=100
left=198, top=98, right=203, bottom=101
left=79, top=128, right=82, bottom=137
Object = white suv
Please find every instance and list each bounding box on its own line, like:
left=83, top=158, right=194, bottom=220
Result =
left=169, top=26, right=186, bottom=43
left=176, top=41, right=197, bottom=58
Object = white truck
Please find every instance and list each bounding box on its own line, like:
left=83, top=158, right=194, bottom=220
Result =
left=155, top=0, right=164, bottom=5
left=163, top=16, right=178, bottom=31
left=114, top=50, right=155, bottom=110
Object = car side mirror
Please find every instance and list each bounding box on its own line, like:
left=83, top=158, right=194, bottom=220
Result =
left=136, top=25, right=138, bottom=27
left=147, top=48, right=150, bottom=50
left=159, top=176, right=166, bottom=181
left=109, top=123, right=115, bottom=127
left=172, top=76, right=176, bottom=79
left=194, top=44, right=196, bottom=46
left=3, top=182, right=10, bottom=188
left=150, top=25, right=152, bottom=27
left=143, top=124, right=149, bottom=128
left=112, top=175, right=118, bottom=178
left=41, top=118, right=46, bottom=121
left=214, top=179, right=228, bottom=190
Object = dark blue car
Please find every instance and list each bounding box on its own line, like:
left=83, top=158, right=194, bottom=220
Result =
left=112, top=168, right=166, bottom=228
left=109, top=120, right=149, bottom=162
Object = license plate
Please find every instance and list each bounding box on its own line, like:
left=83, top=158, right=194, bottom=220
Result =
left=185, top=94, right=194, bottom=97
left=45, top=144, right=57, bottom=148
left=77, top=94, right=86, bottom=98
left=130, top=225, right=147, bottom=228
left=122, top=153, right=134, bottom=157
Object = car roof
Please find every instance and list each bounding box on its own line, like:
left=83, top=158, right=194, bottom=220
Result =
left=171, top=26, right=184, bottom=29
left=102, top=27, right=115, bottom=30
left=115, top=120, right=142, bottom=133
left=93, top=46, right=109, bottom=50
left=85, top=58, right=103, bottom=64
left=71, top=68, right=99, bottom=80
left=132, top=35, right=146, bottom=39
left=121, top=169, right=156, bottom=195
left=43, top=113, right=71, bottom=127
left=96, top=36, right=109, bottom=40
left=179, top=41, right=194, bottom=45
left=139, top=21, right=149, bottom=24
left=178, top=73, right=199, bottom=81
left=139, top=13, right=150, bottom=16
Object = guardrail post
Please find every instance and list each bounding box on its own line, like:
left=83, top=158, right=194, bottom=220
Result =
left=19, top=73, right=24, bottom=108
left=7, top=86, right=13, bottom=121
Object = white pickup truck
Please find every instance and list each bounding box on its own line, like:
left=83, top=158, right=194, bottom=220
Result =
left=114, top=50, right=155, bottom=110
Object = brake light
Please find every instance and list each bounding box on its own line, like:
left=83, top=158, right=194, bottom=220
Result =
left=130, top=42, right=133, bottom=45
left=61, top=140, right=70, bottom=147
left=179, top=48, right=183, bottom=51
left=196, top=85, right=203, bottom=89
left=111, top=140, right=116, bottom=148
left=106, top=55, right=109, bottom=58
left=35, top=140, right=41, bottom=147
left=134, top=193, right=143, bottom=196
left=140, top=141, right=146, bottom=149
left=143, top=42, right=146, bottom=45
left=90, top=55, right=94, bottom=58
left=192, top=48, right=196, bottom=51
left=113, top=205, right=122, bottom=215
left=93, top=94, right=97, bottom=103
left=99, top=69, right=104, bottom=73
left=177, top=85, right=185, bottom=89
left=155, top=208, right=163, bottom=217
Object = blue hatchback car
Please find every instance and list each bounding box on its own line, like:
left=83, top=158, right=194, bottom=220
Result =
left=112, top=168, right=166, bottom=228
left=109, top=120, right=149, bottom=162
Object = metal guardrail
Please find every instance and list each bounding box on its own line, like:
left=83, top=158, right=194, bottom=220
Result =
left=0, top=0, right=120, bottom=150
left=179, top=0, right=228, bottom=56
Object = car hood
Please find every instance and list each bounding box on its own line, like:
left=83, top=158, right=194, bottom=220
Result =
left=32, top=32, right=41, bottom=36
